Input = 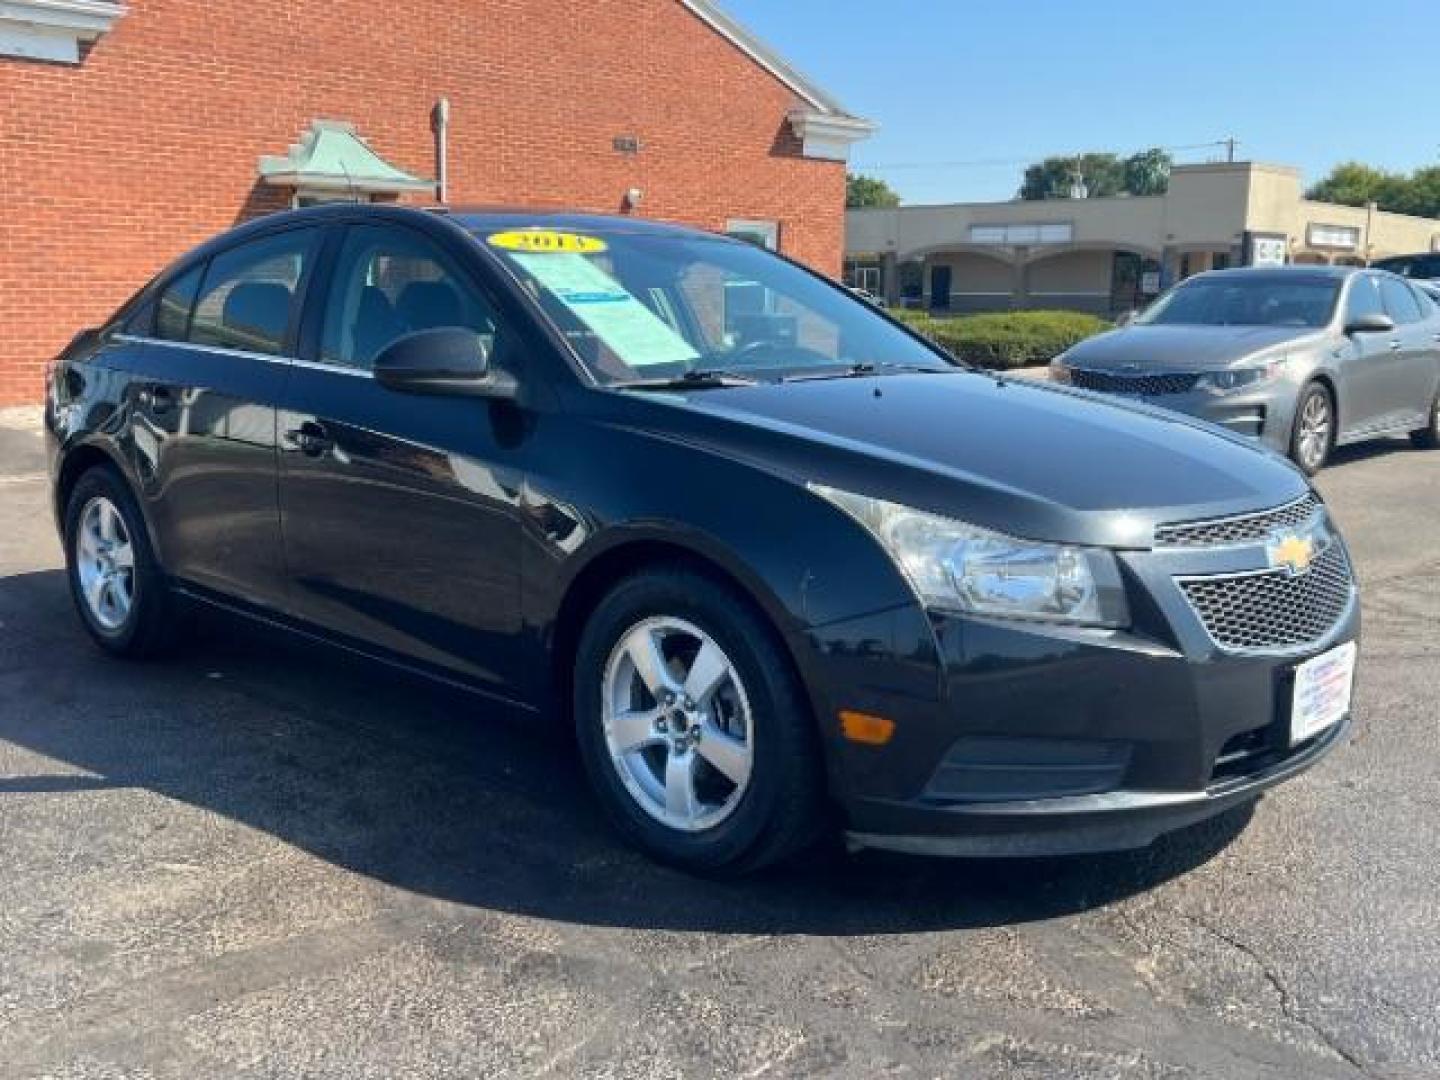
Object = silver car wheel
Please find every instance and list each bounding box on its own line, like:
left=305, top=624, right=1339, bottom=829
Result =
left=601, top=616, right=754, bottom=833
left=1297, top=391, right=1331, bottom=471
left=76, top=496, right=136, bottom=631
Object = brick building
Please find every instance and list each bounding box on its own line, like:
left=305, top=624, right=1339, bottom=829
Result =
left=0, top=0, right=873, bottom=405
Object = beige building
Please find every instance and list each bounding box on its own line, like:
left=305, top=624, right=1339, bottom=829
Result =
left=846, top=162, right=1440, bottom=315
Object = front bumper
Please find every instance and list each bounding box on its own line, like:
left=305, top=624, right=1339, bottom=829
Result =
left=1092, top=383, right=1298, bottom=454
left=846, top=713, right=1348, bottom=857
left=809, top=530, right=1359, bottom=858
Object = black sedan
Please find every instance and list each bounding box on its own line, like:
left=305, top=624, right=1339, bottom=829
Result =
left=46, top=206, right=1359, bottom=874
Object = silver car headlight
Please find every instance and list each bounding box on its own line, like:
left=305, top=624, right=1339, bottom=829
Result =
left=811, top=486, right=1129, bottom=628
left=1196, top=357, right=1288, bottom=393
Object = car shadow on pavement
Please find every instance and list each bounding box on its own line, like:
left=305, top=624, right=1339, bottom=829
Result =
left=0, top=568, right=1251, bottom=937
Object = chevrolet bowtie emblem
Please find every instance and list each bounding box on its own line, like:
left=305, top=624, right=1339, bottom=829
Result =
left=1268, top=532, right=1316, bottom=576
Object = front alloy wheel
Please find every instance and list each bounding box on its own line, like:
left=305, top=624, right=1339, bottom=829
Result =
left=574, top=569, right=824, bottom=875
left=602, top=616, right=754, bottom=832
left=1291, top=384, right=1333, bottom=474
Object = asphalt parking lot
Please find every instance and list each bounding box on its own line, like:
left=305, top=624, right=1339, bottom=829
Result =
left=1, top=409, right=1437, bottom=1079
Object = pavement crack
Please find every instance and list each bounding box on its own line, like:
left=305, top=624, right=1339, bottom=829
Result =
left=1180, top=910, right=1369, bottom=1075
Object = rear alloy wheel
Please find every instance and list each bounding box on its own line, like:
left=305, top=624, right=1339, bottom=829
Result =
left=1290, top=383, right=1334, bottom=475
left=574, top=569, right=824, bottom=875
left=1409, top=389, right=1440, bottom=449
left=64, top=466, right=181, bottom=658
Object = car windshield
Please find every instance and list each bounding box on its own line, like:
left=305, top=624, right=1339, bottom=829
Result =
left=470, top=225, right=951, bottom=385
left=1137, top=277, right=1340, bottom=329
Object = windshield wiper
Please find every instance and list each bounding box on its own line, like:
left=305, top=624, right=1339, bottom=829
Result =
left=617, top=368, right=759, bottom=391
left=780, top=361, right=954, bottom=383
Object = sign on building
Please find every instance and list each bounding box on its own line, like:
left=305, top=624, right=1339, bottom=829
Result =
left=1244, top=232, right=1288, bottom=267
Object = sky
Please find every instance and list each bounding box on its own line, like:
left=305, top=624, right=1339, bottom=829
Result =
left=720, top=0, right=1439, bottom=205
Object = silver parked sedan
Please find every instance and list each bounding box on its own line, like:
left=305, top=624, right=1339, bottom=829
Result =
left=1051, top=266, right=1440, bottom=473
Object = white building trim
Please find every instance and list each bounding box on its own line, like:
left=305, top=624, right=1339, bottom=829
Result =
left=785, top=109, right=877, bottom=163
left=0, top=0, right=126, bottom=64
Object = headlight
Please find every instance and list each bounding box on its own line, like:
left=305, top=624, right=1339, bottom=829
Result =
left=811, top=486, right=1129, bottom=628
left=1197, top=358, right=1287, bottom=393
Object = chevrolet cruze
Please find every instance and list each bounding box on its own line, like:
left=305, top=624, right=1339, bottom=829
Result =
left=46, top=206, right=1360, bottom=874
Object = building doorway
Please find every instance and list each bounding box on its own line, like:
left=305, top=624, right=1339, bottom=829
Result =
left=930, top=265, right=952, bottom=310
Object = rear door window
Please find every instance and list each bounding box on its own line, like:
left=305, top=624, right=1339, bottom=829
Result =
left=189, top=229, right=320, bottom=356
left=1380, top=277, right=1424, bottom=325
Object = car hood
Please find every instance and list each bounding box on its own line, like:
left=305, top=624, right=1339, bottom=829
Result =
left=1062, top=324, right=1327, bottom=371
left=613, top=372, right=1309, bottom=549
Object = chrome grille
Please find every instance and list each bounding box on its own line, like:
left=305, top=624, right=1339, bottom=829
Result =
left=1070, top=368, right=1200, bottom=395
left=1178, top=543, right=1354, bottom=652
left=1156, top=493, right=1324, bottom=548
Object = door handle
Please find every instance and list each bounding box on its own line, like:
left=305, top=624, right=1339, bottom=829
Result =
left=285, top=420, right=333, bottom=458
left=1389, top=340, right=1402, bottom=351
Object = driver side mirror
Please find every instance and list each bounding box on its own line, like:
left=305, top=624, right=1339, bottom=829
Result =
left=373, top=327, right=517, bottom=399
left=1344, top=312, right=1395, bottom=336
left=1114, top=309, right=1139, bottom=328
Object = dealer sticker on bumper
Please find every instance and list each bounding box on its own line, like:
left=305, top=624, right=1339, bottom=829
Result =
left=1291, top=641, right=1357, bottom=745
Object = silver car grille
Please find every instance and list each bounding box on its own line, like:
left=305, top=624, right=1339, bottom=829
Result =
left=1069, top=369, right=1200, bottom=395
left=1155, top=493, right=1325, bottom=548
left=1177, top=543, right=1354, bottom=652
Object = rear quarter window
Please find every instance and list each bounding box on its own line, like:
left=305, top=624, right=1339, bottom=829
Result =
left=154, top=264, right=205, bottom=341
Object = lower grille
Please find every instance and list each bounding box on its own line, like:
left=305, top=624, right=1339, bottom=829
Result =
left=1070, top=368, right=1199, bottom=395
left=1178, top=543, right=1354, bottom=651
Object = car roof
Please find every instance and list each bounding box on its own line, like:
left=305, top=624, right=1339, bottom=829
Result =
left=446, top=208, right=719, bottom=240
left=226, top=203, right=722, bottom=241
left=1188, top=265, right=1359, bottom=284
left=150, top=204, right=735, bottom=287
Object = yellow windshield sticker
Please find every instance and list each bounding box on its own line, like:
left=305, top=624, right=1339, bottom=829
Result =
left=487, top=230, right=608, bottom=255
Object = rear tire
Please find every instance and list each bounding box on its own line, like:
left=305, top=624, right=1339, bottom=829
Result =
left=63, top=465, right=181, bottom=659
left=573, top=568, right=825, bottom=876
left=1289, top=382, right=1334, bottom=475
left=1409, top=389, right=1440, bottom=449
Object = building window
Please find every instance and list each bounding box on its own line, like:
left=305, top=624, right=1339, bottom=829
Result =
left=844, top=259, right=881, bottom=293
left=293, top=191, right=370, bottom=209
left=726, top=220, right=780, bottom=251
left=970, top=222, right=1073, bottom=246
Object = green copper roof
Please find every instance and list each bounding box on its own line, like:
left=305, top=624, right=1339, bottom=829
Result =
left=258, top=120, right=433, bottom=194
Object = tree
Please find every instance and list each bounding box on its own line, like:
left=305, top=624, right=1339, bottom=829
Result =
left=846, top=173, right=900, bottom=209
left=1018, top=150, right=1170, bottom=200
left=1307, top=162, right=1440, bottom=219
left=1305, top=162, right=1398, bottom=208
left=1123, top=148, right=1172, bottom=196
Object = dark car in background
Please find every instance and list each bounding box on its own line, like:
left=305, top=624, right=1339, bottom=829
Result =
left=1372, top=252, right=1440, bottom=283
left=1052, top=267, right=1440, bottom=473
left=47, top=206, right=1358, bottom=874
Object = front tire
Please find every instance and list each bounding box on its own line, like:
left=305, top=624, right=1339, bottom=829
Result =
left=64, top=465, right=180, bottom=658
left=573, top=568, right=825, bottom=875
left=1289, top=382, right=1334, bottom=475
left=1410, top=388, right=1440, bottom=449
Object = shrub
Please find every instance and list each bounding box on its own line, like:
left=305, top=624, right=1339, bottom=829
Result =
left=890, top=309, right=1111, bottom=370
